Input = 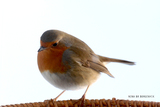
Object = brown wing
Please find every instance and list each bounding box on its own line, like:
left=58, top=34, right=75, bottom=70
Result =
left=82, top=60, right=114, bottom=78
left=64, top=46, right=114, bottom=78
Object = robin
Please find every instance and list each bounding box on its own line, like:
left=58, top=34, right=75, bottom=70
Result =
left=37, top=30, right=135, bottom=103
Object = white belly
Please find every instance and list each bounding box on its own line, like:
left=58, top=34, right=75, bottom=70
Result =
left=41, top=70, right=100, bottom=90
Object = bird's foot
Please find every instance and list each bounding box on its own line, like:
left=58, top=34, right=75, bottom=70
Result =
left=73, top=95, right=86, bottom=107
left=45, top=98, right=56, bottom=107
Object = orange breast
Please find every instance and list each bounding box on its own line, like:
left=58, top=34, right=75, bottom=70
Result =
left=37, top=46, right=69, bottom=73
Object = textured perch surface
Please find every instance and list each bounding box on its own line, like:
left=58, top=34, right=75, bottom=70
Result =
left=1, top=98, right=160, bottom=107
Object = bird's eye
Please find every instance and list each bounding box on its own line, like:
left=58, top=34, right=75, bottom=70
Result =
left=52, top=43, right=58, bottom=47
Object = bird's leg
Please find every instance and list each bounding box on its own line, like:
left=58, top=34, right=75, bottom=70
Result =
left=53, top=90, right=66, bottom=101
left=81, top=85, right=90, bottom=101
left=74, top=85, right=90, bottom=106
left=46, top=90, right=66, bottom=107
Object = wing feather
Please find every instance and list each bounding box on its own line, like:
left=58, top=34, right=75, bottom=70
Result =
left=64, top=46, right=114, bottom=77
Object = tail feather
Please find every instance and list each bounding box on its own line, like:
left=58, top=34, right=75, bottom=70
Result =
left=98, top=55, right=135, bottom=65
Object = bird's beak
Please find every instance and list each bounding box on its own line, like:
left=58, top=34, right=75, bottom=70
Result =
left=38, top=46, right=46, bottom=52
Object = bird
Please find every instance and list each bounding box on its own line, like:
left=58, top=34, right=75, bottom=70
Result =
left=37, top=29, right=135, bottom=104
